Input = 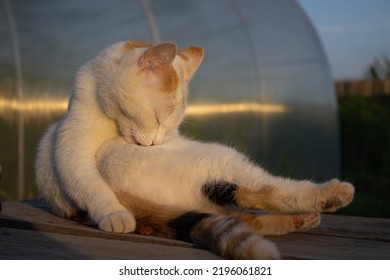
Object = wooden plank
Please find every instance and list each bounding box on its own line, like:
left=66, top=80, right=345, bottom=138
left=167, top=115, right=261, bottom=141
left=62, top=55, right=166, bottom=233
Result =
left=0, top=200, right=191, bottom=248
left=309, top=214, right=390, bottom=242
left=268, top=234, right=390, bottom=260
left=1, top=200, right=390, bottom=260
left=3, top=200, right=389, bottom=241
left=0, top=227, right=221, bottom=260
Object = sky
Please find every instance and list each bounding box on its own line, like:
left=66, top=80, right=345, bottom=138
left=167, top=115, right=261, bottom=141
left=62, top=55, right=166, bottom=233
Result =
left=297, top=0, right=390, bottom=80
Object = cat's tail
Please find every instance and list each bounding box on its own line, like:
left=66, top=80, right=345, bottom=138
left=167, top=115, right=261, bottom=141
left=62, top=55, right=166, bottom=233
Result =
left=116, top=192, right=280, bottom=260
left=167, top=211, right=280, bottom=259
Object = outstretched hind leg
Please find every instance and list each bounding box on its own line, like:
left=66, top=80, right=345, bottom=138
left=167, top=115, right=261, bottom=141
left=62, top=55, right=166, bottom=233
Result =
left=117, top=192, right=280, bottom=259
left=230, top=212, right=321, bottom=235
left=202, top=179, right=354, bottom=214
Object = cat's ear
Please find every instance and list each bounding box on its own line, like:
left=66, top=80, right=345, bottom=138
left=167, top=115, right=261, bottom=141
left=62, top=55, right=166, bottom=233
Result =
left=138, top=42, right=177, bottom=71
left=177, top=47, right=204, bottom=80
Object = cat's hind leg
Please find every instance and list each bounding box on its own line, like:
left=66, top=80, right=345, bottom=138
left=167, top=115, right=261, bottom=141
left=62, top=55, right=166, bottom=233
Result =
left=202, top=179, right=354, bottom=214
left=116, top=192, right=280, bottom=260
left=316, top=179, right=355, bottom=212
left=230, top=212, right=321, bottom=235
left=235, top=179, right=355, bottom=213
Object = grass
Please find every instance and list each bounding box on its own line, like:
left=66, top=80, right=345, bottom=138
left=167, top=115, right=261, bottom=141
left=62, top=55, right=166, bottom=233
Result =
left=337, top=94, right=390, bottom=218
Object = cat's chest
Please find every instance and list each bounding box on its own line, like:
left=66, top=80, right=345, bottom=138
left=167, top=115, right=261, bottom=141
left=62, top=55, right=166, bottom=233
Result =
left=110, top=142, right=201, bottom=188
left=129, top=144, right=194, bottom=174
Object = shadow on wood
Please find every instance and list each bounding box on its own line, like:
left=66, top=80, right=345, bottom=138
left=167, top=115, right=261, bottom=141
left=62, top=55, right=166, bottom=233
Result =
left=0, top=200, right=389, bottom=259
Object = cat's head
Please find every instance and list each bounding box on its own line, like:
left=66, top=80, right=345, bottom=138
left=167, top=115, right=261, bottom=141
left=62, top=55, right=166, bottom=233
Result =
left=95, top=41, right=204, bottom=146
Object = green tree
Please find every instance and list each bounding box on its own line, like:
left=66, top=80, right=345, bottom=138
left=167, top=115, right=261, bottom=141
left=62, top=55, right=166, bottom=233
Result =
left=365, top=55, right=390, bottom=80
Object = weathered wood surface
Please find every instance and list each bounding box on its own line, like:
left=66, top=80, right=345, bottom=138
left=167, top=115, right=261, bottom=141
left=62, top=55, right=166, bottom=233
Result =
left=0, top=200, right=389, bottom=260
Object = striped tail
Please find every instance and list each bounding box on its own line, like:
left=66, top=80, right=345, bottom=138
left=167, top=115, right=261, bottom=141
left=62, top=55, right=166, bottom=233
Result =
left=116, top=192, right=280, bottom=260
left=167, top=211, right=280, bottom=259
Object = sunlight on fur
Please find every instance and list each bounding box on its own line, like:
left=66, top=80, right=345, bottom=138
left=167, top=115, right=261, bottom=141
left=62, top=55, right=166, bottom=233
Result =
left=31, top=41, right=355, bottom=260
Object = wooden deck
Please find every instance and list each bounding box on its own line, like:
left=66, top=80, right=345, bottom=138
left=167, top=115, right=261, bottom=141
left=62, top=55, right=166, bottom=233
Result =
left=0, top=200, right=389, bottom=260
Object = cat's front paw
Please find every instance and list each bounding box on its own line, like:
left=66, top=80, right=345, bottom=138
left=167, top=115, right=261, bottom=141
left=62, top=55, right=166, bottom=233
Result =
left=320, top=179, right=355, bottom=212
left=98, top=210, right=136, bottom=233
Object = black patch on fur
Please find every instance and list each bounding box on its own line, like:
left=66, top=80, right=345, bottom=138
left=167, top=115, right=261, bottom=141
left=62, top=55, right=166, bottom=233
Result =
left=202, top=181, right=238, bottom=206
left=167, top=211, right=210, bottom=243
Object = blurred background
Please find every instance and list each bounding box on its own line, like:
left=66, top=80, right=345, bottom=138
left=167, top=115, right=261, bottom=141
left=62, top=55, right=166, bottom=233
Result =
left=0, top=0, right=389, bottom=217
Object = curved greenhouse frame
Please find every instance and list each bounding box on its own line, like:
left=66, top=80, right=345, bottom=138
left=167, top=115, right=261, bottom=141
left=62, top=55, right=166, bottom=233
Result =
left=0, top=0, right=338, bottom=200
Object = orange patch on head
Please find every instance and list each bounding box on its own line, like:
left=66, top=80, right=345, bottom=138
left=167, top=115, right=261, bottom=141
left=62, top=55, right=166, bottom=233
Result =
left=122, top=41, right=153, bottom=54
left=178, top=47, right=203, bottom=61
left=123, top=42, right=179, bottom=114
left=178, top=52, right=189, bottom=61
left=177, top=46, right=204, bottom=80
left=163, top=67, right=179, bottom=113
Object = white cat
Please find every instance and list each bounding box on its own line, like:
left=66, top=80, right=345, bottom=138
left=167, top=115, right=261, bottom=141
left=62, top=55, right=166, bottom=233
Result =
left=36, top=41, right=355, bottom=259
left=36, top=41, right=201, bottom=231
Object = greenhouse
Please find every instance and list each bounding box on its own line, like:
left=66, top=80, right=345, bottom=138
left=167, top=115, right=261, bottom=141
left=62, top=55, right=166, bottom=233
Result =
left=0, top=0, right=338, bottom=200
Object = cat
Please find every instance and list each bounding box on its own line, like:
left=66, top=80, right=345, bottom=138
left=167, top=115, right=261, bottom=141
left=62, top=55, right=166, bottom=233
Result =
left=36, top=41, right=355, bottom=260
left=35, top=41, right=201, bottom=232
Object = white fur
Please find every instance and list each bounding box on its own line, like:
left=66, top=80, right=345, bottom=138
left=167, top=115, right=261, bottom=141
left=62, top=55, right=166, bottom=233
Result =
left=96, top=134, right=354, bottom=215
left=36, top=41, right=354, bottom=240
left=35, top=41, right=203, bottom=232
